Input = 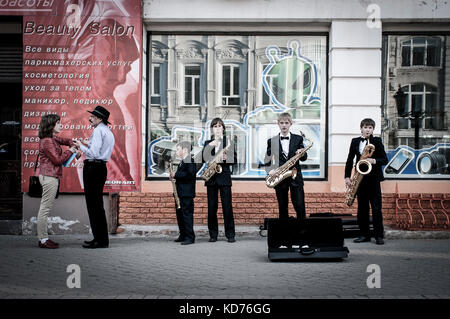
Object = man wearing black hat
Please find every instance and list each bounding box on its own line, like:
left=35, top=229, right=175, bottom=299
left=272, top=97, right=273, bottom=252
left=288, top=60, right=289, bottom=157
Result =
left=74, top=106, right=115, bottom=249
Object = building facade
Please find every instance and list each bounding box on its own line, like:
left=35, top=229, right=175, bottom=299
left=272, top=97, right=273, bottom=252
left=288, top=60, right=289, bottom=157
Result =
left=136, top=0, right=450, bottom=231
left=0, top=0, right=449, bottom=235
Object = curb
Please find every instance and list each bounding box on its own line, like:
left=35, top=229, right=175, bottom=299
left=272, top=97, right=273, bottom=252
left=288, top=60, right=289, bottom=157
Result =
left=114, top=225, right=450, bottom=239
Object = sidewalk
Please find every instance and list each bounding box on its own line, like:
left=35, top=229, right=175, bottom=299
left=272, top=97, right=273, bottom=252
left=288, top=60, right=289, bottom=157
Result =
left=1, top=228, right=449, bottom=299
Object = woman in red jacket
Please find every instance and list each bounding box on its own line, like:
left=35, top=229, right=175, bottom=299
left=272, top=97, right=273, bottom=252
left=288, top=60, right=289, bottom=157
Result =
left=37, top=114, right=79, bottom=249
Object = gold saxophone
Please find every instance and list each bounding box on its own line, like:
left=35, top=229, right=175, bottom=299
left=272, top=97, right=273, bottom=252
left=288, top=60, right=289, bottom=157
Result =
left=169, top=159, right=181, bottom=209
left=265, top=133, right=313, bottom=188
left=344, top=142, right=375, bottom=206
left=201, top=137, right=231, bottom=182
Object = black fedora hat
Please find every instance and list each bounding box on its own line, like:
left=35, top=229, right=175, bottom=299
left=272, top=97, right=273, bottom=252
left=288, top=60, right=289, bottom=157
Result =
left=87, top=105, right=110, bottom=124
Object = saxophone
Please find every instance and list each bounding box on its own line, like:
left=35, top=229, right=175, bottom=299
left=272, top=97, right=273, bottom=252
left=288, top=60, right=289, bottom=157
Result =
left=169, top=159, right=181, bottom=209
left=265, top=133, right=313, bottom=188
left=201, top=137, right=231, bottom=182
left=344, top=142, right=375, bottom=206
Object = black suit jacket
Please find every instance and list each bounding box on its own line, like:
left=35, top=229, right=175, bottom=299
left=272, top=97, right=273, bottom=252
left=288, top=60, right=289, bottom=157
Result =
left=264, top=133, right=308, bottom=186
left=345, top=135, right=388, bottom=182
left=202, top=138, right=237, bottom=187
left=175, top=156, right=196, bottom=198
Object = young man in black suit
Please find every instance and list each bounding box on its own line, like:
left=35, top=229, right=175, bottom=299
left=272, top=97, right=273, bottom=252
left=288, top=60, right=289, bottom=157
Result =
left=264, top=112, right=308, bottom=220
left=170, top=141, right=197, bottom=245
left=202, top=118, right=237, bottom=243
left=345, top=118, right=388, bottom=245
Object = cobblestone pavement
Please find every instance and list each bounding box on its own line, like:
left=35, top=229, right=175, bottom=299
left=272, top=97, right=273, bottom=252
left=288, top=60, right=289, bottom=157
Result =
left=0, top=233, right=449, bottom=299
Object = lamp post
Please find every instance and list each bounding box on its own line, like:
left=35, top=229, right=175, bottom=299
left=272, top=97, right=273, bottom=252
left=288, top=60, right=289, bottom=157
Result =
left=394, top=85, right=422, bottom=149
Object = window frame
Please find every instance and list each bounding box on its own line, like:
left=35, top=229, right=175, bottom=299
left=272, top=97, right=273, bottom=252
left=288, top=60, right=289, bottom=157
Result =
left=183, top=64, right=202, bottom=107
left=220, top=63, right=241, bottom=106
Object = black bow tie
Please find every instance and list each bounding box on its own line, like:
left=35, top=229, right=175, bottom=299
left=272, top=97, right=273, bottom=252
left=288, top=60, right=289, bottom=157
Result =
left=360, top=137, right=368, bottom=143
left=280, top=136, right=289, bottom=140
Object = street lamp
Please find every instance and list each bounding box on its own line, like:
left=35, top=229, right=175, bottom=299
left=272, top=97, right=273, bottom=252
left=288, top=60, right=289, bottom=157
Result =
left=394, top=85, right=422, bottom=149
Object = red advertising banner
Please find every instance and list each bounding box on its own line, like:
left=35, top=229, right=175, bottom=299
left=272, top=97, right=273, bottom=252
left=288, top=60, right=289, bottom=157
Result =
left=21, top=0, right=142, bottom=192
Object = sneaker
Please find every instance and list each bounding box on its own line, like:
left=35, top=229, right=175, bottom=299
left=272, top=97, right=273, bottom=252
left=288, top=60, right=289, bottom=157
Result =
left=38, top=239, right=59, bottom=249
left=375, top=237, right=385, bottom=245
left=227, top=237, right=236, bottom=243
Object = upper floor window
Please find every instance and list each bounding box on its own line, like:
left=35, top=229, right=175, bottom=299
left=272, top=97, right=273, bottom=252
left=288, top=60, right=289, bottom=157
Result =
left=262, top=63, right=278, bottom=105
left=397, top=83, right=442, bottom=130
left=401, top=37, right=441, bottom=67
left=221, top=64, right=240, bottom=106
left=184, top=65, right=201, bottom=106
left=151, top=64, right=161, bottom=105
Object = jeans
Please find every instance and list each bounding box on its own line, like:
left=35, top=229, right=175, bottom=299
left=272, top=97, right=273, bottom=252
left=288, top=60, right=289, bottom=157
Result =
left=37, top=175, right=59, bottom=240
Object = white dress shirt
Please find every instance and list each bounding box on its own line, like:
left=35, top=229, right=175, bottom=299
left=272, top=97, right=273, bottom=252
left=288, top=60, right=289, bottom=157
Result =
left=80, top=122, right=115, bottom=161
left=359, top=136, right=368, bottom=155
left=280, top=132, right=291, bottom=157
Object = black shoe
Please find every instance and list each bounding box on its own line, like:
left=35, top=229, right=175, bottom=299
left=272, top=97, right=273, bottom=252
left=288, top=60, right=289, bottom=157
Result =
left=82, top=241, right=109, bottom=249
left=353, top=236, right=371, bottom=243
left=181, top=240, right=194, bottom=245
left=375, top=237, right=384, bottom=245
left=208, top=238, right=217, bottom=242
left=84, top=239, right=95, bottom=245
left=174, top=237, right=184, bottom=243
left=227, top=237, right=236, bottom=243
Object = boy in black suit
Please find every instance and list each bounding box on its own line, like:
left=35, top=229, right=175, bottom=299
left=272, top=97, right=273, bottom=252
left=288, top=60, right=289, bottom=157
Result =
left=170, top=141, right=196, bottom=245
left=202, top=118, right=237, bottom=243
left=345, top=118, right=388, bottom=245
left=264, top=112, right=308, bottom=220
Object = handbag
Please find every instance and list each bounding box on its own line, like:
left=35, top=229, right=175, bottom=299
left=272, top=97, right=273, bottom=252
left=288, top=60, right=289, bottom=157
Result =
left=28, top=154, right=42, bottom=198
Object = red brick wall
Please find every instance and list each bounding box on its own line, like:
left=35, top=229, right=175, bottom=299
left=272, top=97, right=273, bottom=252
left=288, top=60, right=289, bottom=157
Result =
left=118, top=192, right=398, bottom=226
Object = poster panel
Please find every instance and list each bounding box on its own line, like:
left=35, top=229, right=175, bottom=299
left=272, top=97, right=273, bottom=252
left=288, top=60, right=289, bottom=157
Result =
left=21, top=0, right=142, bottom=192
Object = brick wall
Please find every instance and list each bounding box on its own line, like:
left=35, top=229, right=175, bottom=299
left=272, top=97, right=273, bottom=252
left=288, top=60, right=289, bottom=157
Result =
left=118, top=192, right=398, bottom=227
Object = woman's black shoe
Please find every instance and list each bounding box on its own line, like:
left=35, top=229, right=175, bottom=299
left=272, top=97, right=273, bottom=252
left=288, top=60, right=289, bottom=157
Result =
left=82, top=241, right=109, bottom=249
left=353, top=236, right=371, bottom=243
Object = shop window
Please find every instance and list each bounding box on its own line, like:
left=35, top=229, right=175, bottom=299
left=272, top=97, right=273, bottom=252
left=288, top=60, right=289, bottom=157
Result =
left=147, top=35, right=327, bottom=180
left=382, top=34, right=449, bottom=179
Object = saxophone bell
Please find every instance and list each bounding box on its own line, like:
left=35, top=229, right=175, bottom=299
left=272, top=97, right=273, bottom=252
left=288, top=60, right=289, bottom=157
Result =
left=356, top=159, right=372, bottom=175
left=215, top=164, right=222, bottom=174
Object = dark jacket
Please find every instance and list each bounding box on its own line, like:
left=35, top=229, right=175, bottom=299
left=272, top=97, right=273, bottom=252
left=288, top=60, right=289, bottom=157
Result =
left=264, top=133, right=308, bottom=186
left=38, top=137, right=73, bottom=178
left=202, top=138, right=237, bottom=187
left=345, top=135, right=388, bottom=182
left=175, top=156, right=196, bottom=198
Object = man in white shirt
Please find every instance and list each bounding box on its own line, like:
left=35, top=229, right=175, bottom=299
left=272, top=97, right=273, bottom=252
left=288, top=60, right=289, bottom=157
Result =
left=74, top=105, right=115, bottom=249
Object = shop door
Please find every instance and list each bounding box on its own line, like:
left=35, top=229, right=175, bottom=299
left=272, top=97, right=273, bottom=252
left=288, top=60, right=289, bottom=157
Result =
left=0, top=22, right=22, bottom=221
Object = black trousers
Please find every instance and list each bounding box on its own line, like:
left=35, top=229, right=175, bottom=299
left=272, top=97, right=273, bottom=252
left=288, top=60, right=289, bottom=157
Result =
left=207, top=185, right=235, bottom=239
left=356, top=178, right=384, bottom=238
left=179, top=197, right=195, bottom=242
left=275, top=182, right=306, bottom=220
left=83, top=161, right=109, bottom=245
left=175, top=203, right=185, bottom=240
